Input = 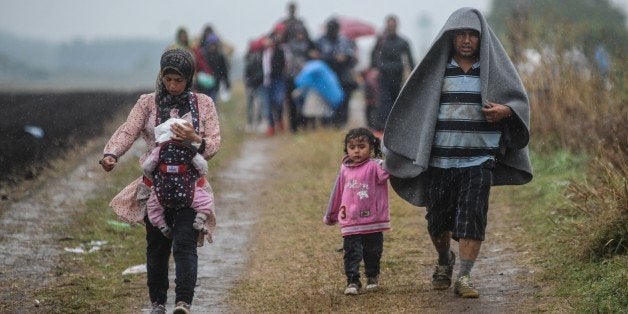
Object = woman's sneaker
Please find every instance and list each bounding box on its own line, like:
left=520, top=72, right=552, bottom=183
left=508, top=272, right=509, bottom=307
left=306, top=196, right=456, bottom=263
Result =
left=149, top=302, right=166, bottom=314
left=366, top=276, right=380, bottom=291
left=344, top=283, right=360, bottom=295
left=173, top=301, right=191, bottom=314
left=432, top=251, right=455, bottom=290
left=454, top=275, right=479, bottom=298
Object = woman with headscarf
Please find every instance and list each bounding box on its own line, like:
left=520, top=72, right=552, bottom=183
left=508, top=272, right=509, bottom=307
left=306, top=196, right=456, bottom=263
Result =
left=100, top=48, right=221, bottom=313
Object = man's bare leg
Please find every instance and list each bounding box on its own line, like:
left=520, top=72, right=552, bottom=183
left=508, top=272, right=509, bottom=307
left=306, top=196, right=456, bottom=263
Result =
left=455, top=238, right=481, bottom=297
left=430, top=231, right=455, bottom=290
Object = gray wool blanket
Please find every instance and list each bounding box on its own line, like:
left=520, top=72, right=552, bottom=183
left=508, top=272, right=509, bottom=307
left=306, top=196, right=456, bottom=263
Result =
left=383, top=7, right=533, bottom=207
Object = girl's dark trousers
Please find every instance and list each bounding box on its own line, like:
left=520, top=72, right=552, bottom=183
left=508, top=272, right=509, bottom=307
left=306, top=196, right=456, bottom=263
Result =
left=145, top=207, right=198, bottom=305
left=343, top=232, right=383, bottom=286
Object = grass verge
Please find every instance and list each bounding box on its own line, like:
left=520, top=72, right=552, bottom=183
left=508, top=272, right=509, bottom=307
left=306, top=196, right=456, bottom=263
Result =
left=494, top=149, right=627, bottom=312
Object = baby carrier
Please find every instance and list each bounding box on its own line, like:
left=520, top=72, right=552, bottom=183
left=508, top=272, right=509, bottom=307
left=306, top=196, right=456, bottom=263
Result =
left=152, top=93, right=201, bottom=209
left=152, top=140, right=199, bottom=209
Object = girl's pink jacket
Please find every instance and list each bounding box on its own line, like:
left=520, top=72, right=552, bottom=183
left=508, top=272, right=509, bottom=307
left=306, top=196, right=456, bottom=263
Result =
left=324, top=156, right=391, bottom=236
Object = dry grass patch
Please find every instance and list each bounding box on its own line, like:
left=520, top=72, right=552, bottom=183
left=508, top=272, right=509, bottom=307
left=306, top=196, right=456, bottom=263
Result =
left=230, top=129, right=466, bottom=312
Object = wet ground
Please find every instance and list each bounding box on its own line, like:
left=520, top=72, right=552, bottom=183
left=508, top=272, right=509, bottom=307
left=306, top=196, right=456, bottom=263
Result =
left=0, top=138, right=122, bottom=309
left=0, top=131, right=274, bottom=313
left=0, top=92, right=541, bottom=312
left=148, top=139, right=272, bottom=313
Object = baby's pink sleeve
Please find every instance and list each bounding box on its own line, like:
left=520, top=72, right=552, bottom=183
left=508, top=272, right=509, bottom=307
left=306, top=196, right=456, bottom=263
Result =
left=146, top=192, right=166, bottom=227
left=142, top=147, right=160, bottom=179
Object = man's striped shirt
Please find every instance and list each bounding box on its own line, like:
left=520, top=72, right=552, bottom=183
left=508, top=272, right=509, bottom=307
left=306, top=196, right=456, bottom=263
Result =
left=429, top=59, right=501, bottom=168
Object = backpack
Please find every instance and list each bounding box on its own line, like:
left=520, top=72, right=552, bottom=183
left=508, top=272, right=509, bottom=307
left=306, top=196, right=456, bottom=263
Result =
left=152, top=140, right=199, bottom=209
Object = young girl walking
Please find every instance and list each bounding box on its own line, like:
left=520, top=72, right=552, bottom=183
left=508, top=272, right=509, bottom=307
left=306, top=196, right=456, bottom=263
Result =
left=323, top=128, right=391, bottom=295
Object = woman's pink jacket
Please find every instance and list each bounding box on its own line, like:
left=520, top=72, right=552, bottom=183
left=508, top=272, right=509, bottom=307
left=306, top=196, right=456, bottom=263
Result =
left=103, top=92, right=220, bottom=224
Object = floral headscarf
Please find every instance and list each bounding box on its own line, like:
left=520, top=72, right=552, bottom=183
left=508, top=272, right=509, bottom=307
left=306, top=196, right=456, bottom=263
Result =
left=156, top=48, right=196, bottom=122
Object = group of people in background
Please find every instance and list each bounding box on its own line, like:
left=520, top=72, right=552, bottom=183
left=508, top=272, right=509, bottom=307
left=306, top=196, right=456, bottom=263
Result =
left=172, top=2, right=415, bottom=137
left=167, top=25, right=232, bottom=109
left=251, top=2, right=415, bottom=136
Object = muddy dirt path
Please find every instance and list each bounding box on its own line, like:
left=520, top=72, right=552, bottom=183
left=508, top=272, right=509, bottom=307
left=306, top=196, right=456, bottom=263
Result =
left=0, top=93, right=541, bottom=312
left=0, top=131, right=274, bottom=313
left=0, top=139, right=122, bottom=310
left=153, top=138, right=273, bottom=313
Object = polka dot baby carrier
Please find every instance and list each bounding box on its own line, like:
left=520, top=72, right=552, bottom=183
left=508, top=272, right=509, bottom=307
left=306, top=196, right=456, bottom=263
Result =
left=153, top=92, right=201, bottom=209
left=153, top=141, right=199, bottom=209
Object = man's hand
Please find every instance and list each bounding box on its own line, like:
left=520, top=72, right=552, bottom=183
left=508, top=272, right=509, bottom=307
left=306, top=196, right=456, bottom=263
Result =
left=482, top=100, right=512, bottom=123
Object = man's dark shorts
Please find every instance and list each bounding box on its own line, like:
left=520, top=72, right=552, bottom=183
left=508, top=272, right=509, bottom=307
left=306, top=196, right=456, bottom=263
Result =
left=425, top=159, right=494, bottom=241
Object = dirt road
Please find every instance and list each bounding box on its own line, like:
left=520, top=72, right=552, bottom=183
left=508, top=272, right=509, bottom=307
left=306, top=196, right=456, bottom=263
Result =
left=0, top=94, right=542, bottom=312
left=151, top=138, right=274, bottom=313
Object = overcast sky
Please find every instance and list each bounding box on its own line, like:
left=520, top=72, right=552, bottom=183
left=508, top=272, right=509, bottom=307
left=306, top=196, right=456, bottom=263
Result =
left=2, top=0, right=626, bottom=58
left=1, top=0, right=494, bottom=53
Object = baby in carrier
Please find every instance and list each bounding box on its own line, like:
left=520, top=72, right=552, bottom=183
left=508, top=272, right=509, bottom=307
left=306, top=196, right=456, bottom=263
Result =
left=142, top=118, right=215, bottom=245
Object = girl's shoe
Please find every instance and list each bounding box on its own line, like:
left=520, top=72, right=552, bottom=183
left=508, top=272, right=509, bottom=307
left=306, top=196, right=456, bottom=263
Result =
left=193, top=214, right=207, bottom=231
left=344, top=283, right=360, bottom=295
left=159, top=226, right=172, bottom=239
left=366, top=276, right=379, bottom=291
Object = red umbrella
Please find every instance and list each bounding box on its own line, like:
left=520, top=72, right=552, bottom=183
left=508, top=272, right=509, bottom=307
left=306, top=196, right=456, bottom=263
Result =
left=336, top=16, right=376, bottom=40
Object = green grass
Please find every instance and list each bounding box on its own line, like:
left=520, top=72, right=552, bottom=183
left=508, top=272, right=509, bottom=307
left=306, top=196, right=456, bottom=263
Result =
left=496, top=149, right=628, bottom=312
left=36, top=157, right=146, bottom=313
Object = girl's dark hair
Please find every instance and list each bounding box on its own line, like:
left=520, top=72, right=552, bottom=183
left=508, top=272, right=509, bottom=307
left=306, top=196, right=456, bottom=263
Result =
left=343, top=128, right=383, bottom=158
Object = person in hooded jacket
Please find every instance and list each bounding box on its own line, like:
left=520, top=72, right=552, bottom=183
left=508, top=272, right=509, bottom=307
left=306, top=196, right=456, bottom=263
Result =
left=382, top=7, right=532, bottom=299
